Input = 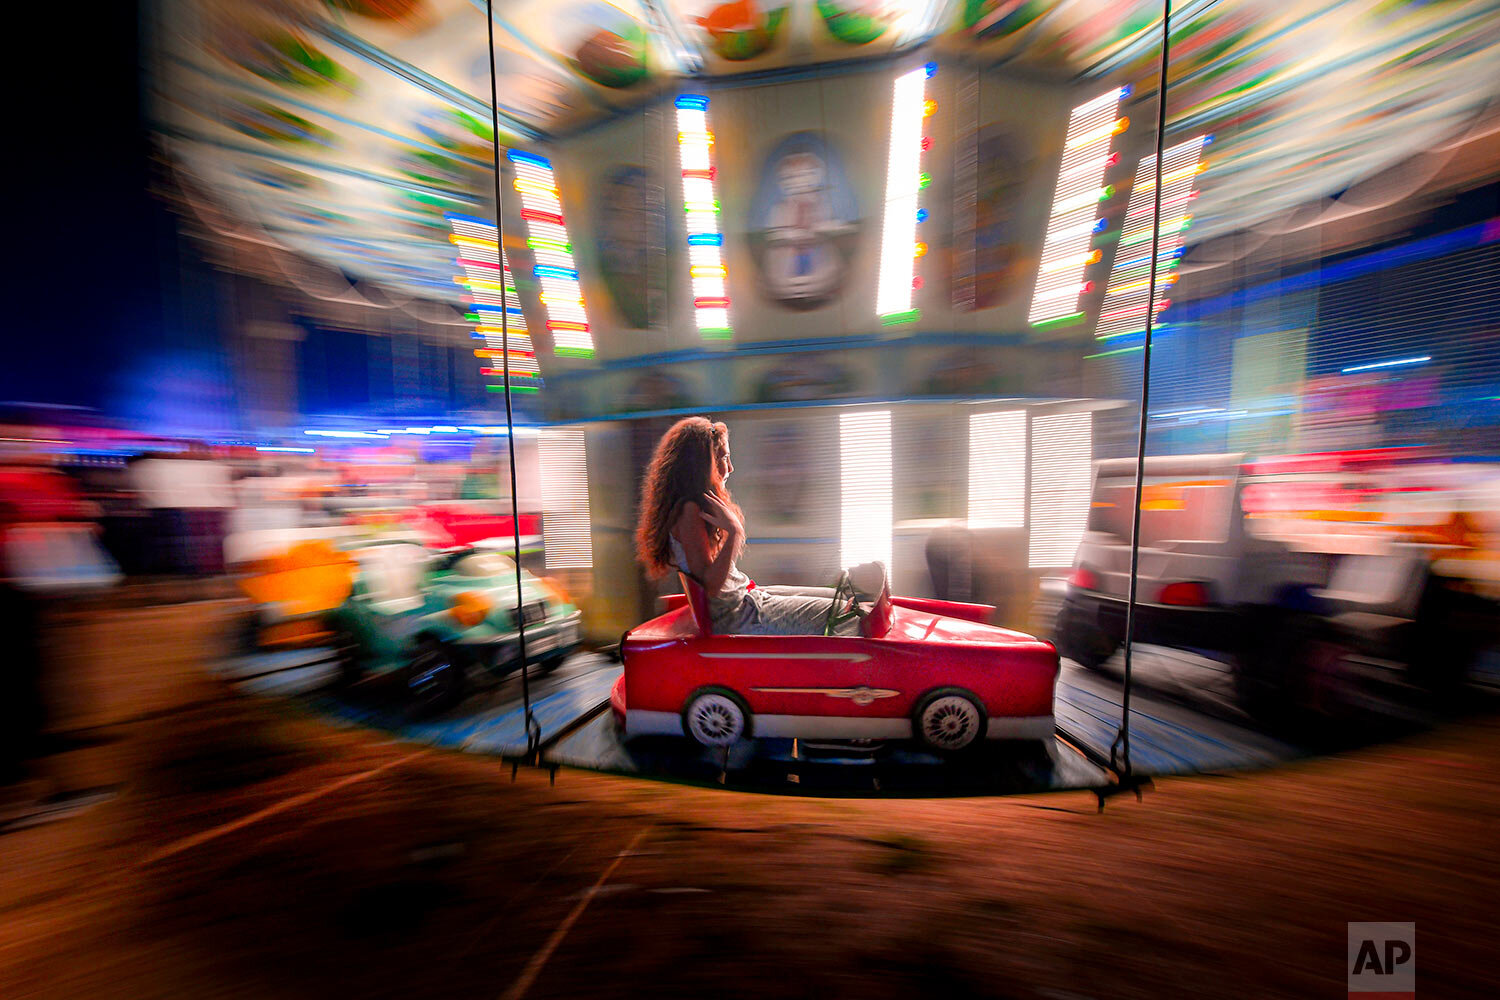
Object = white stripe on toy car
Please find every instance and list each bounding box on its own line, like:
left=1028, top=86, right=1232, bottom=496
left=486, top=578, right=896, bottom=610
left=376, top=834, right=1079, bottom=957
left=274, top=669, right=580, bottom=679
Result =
left=751, top=686, right=900, bottom=706
left=697, top=652, right=871, bottom=662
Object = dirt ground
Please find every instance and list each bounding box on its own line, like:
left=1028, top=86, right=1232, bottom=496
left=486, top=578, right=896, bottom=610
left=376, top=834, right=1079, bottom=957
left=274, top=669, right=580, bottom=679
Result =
left=2, top=598, right=1497, bottom=999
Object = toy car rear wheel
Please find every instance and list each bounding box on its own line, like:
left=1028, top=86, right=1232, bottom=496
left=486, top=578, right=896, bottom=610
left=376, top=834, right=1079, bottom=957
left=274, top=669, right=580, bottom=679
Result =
left=1236, top=614, right=1345, bottom=730
left=330, top=626, right=364, bottom=688
left=682, top=688, right=750, bottom=747
left=405, top=640, right=466, bottom=715
left=914, top=688, right=986, bottom=754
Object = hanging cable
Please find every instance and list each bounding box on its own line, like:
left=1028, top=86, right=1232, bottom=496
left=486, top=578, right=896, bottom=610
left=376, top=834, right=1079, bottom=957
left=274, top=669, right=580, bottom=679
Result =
left=1110, top=0, right=1173, bottom=778
left=484, top=0, right=539, bottom=761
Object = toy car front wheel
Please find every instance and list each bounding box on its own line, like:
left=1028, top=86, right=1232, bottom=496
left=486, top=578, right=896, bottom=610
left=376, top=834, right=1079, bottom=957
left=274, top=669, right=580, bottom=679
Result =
left=1054, top=606, right=1118, bottom=670
left=405, top=640, right=466, bottom=715
left=914, top=688, right=986, bottom=754
left=682, top=688, right=750, bottom=747
left=533, top=648, right=569, bottom=675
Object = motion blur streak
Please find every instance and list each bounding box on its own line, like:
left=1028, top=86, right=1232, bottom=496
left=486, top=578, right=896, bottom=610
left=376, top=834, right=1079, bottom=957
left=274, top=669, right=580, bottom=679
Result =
left=3, top=1, right=1499, bottom=998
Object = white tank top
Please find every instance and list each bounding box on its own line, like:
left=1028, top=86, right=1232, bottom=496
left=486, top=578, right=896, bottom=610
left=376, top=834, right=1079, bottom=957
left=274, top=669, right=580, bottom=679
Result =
left=668, top=533, right=753, bottom=624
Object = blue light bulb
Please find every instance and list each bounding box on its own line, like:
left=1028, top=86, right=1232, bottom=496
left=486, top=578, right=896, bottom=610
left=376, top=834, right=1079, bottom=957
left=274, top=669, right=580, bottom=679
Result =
left=925, top=62, right=938, bottom=79
left=916, top=208, right=928, bottom=223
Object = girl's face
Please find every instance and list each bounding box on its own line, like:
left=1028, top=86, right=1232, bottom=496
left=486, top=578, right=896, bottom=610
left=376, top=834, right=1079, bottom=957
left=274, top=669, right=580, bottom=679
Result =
left=716, top=436, right=733, bottom=483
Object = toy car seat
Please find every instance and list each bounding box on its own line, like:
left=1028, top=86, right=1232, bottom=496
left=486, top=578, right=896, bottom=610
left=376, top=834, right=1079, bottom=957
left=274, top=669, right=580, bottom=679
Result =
left=1312, top=544, right=1430, bottom=635
left=863, top=586, right=893, bottom=638
left=357, top=544, right=427, bottom=614
left=853, top=562, right=893, bottom=638
left=678, top=571, right=713, bottom=637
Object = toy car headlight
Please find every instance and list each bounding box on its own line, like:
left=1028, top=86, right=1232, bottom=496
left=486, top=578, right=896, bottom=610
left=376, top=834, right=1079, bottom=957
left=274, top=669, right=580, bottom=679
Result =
left=450, top=591, right=492, bottom=627
left=538, top=575, right=573, bottom=606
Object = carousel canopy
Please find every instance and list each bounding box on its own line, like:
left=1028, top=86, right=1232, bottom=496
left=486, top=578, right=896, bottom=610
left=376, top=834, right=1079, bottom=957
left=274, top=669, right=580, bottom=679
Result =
left=151, top=0, right=1500, bottom=302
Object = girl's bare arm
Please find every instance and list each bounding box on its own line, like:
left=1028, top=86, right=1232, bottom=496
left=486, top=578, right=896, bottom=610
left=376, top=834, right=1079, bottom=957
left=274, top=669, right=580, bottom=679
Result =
left=673, top=500, right=740, bottom=596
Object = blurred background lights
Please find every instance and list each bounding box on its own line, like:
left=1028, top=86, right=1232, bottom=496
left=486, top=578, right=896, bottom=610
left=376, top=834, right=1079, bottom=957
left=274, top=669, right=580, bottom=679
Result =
left=505, top=150, right=593, bottom=358
left=1029, top=88, right=1127, bottom=326
left=839, top=410, right=893, bottom=573
left=538, top=425, right=592, bottom=569
left=968, top=411, right=1026, bottom=529
left=447, top=213, right=545, bottom=395
left=1094, top=136, right=1208, bottom=341
left=1028, top=412, right=1093, bottom=568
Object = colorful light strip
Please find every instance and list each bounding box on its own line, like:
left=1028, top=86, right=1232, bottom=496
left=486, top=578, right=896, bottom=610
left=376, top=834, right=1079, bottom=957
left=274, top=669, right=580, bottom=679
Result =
left=1094, top=135, right=1208, bottom=340
left=1341, top=355, right=1431, bottom=374
left=505, top=150, right=594, bottom=357
left=446, top=212, right=544, bottom=395
left=675, top=94, right=731, bottom=340
left=1029, top=87, right=1129, bottom=325
left=875, top=63, right=936, bottom=323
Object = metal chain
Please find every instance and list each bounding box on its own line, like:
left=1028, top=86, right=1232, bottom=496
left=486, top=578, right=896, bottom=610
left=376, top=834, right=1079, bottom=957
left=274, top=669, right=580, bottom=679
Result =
left=1110, top=0, right=1173, bottom=777
left=484, top=0, right=537, bottom=760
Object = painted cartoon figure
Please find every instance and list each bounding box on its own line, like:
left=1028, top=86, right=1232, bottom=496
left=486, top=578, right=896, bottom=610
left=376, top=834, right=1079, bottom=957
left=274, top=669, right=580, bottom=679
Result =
left=596, top=165, right=665, bottom=329
left=749, top=134, right=861, bottom=309
left=972, top=125, right=1023, bottom=309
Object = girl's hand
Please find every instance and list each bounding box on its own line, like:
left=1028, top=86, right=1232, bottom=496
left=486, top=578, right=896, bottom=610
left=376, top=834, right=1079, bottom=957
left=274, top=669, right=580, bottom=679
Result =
left=698, top=492, right=743, bottom=538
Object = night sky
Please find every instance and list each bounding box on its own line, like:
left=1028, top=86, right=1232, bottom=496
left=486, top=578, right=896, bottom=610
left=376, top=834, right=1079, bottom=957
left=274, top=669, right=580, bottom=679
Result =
left=5, top=1, right=179, bottom=415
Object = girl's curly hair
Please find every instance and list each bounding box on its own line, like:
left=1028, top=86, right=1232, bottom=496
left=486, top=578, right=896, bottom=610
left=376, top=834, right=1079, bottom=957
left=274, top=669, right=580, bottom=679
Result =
left=635, top=417, right=742, bottom=579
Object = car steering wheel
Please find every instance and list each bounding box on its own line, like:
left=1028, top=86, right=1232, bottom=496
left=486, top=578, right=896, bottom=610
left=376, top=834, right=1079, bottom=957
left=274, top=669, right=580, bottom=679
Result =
left=824, top=571, right=863, bottom=636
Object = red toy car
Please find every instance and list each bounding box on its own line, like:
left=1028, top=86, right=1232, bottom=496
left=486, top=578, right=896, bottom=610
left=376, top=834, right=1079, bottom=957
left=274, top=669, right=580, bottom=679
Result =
left=408, top=503, right=543, bottom=550
left=611, top=573, right=1058, bottom=753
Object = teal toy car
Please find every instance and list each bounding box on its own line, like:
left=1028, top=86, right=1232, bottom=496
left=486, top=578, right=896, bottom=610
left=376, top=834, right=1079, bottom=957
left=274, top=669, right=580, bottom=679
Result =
left=330, top=539, right=582, bottom=712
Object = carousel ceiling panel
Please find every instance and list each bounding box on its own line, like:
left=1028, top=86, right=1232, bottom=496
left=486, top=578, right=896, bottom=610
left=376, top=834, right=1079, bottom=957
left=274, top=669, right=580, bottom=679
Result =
left=152, top=0, right=1500, bottom=299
